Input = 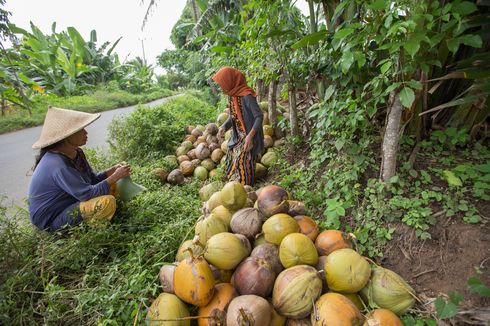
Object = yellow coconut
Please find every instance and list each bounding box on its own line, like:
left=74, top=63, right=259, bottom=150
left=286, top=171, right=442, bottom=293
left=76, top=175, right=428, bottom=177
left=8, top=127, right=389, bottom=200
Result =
left=272, top=265, right=323, bottom=319
left=263, top=125, right=274, bottom=137
left=174, top=255, right=215, bottom=307
left=147, top=293, right=190, bottom=326
left=211, top=205, right=233, bottom=229
left=325, top=248, right=371, bottom=293
left=198, top=283, right=238, bottom=326
left=220, top=181, right=247, bottom=211
left=311, top=293, right=364, bottom=326
left=204, top=232, right=249, bottom=270
left=262, top=213, right=300, bottom=245
left=363, top=308, right=404, bottom=326
left=279, top=233, right=319, bottom=268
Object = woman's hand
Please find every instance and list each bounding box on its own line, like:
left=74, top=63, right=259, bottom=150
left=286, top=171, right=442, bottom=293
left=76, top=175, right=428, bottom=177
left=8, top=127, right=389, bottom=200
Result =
left=106, top=164, right=132, bottom=185
left=106, top=163, right=122, bottom=176
left=243, top=134, right=253, bottom=152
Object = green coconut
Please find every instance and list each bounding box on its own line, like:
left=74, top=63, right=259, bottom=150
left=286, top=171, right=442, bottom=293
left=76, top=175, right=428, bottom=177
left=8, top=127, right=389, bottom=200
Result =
left=176, top=240, right=205, bottom=262
left=360, top=265, right=415, bottom=315
left=217, top=112, right=229, bottom=126
left=194, top=166, right=209, bottom=181
left=196, top=124, right=205, bottom=132
left=325, top=248, right=371, bottom=293
left=176, top=146, right=188, bottom=157
left=272, top=265, right=323, bottom=319
left=199, top=181, right=223, bottom=202
left=204, top=232, right=250, bottom=270
left=279, top=233, right=318, bottom=268
left=259, top=101, right=269, bottom=111
left=224, top=130, right=232, bottom=141
left=147, top=293, right=190, bottom=326
left=263, top=125, right=274, bottom=137
left=254, top=234, right=268, bottom=247
left=261, top=151, right=277, bottom=168
left=220, top=140, right=228, bottom=153
left=201, top=158, right=216, bottom=171
left=206, top=191, right=222, bottom=212
left=163, top=155, right=178, bottom=169
left=152, top=167, right=169, bottom=182
left=195, top=215, right=228, bottom=246
left=220, top=181, right=247, bottom=211
left=262, top=213, right=300, bottom=245
left=211, top=205, right=233, bottom=229
left=181, top=140, right=193, bottom=151
left=255, top=163, right=268, bottom=180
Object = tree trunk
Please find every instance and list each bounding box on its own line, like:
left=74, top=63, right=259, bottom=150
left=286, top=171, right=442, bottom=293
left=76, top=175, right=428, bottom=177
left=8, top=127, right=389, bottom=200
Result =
left=307, top=0, right=318, bottom=33
left=256, top=79, right=263, bottom=103
left=190, top=0, right=201, bottom=36
left=380, top=91, right=403, bottom=181
left=268, top=80, right=279, bottom=136
left=288, top=84, right=299, bottom=137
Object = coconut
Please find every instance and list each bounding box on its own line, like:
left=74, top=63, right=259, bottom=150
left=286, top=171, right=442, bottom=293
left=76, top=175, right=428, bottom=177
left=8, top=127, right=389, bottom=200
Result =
left=167, top=169, right=184, bottom=185
left=220, top=181, right=247, bottom=211
left=274, top=139, right=286, bottom=147
left=224, top=130, right=232, bottom=141
left=286, top=318, right=311, bottom=325
left=232, top=257, right=276, bottom=297
left=180, top=160, right=195, bottom=176
left=198, top=283, right=237, bottom=326
left=288, top=200, right=306, bottom=216
left=209, top=265, right=233, bottom=284
left=211, top=149, right=224, bottom=163
left=201, top=158, right=216, bottom=171
left=187, top=149, right=197, bottom=160
left=181, top=140, right=193, bottom=151
left=294, top=215, right=319, bottom=241
left=199, top=181, right=223, bottom=202
left=211, top=205, right=233, bottom=229
left=247, top=191, right=258, bottom=203
left=342, top=293, right=365, bottom=312
left=191, top=159, right=202, bottom=167
left=174, top=254, right=215, bottom=307
left=192, top=127, right=203, bottom=137
left=194, top=166, right=209, bottom=181
left=272, top=265, right=323, bottom=319
left=196, top=124, right=205, bottom=132
left=270, top=301, right=287, bottom=326
left=159, top=264, right=176, bottom=293
left=186, top=125, right=195, bottom=134
left=262, top=213, right=299, bottom=245
left=163, top=155, right=178, bottom=167
left=251, top=243, right=283, bottom=276
left=279, top=233, right=319, bottom=268
left=264, top=135, right=274, bottom=148
left=255, top=163, right=268, bottom=180
left=227, top=295, right=271, bottom=326
left=204, top=233, right=249, bottom=270
left=217, top=113, right=229, bottom=126
left=205, top=191, right=222, bottom=213
left=311, top=293, right=364, bottom=325
left=208, top=142, right=219, bottom=152
left=195, top=215, right=228, bottom=246
left=147, top=293, right=190, bottom=326
left=254, top=234, right=267, bottom=247
left=363, top=308, right=404, bottom=326
left=315, top=230, right=352, bottom=256
left=195, top=143, right=211, bottom=160
left=221, top=140, right=228, bottom=153
left=263, top=125, right=274, bottom=137
left=206, top=134, right=219, bottom=144
left=315, top=256, right=328, bottom=293
left=325, top=248, right=371, bottom=293
left=176, top=146, right=188, bottom=157
left=176, top=239, right=203, bottom=260
left=234, top=234, right=252, bottom=256
left=261, top=151, right=277, bottom=167
left=256, top=185, right=289, bottom=218
left=360, top=265, right=415, bottom=315
left=152, top=167, right=168, bottom=182
left=206, top=123, right=219, bottom=135
left=230, top=208, right=263, bottom=240
left=185, top=134, right=197, bottom=143
left=178, top=155, right=190, bottom=164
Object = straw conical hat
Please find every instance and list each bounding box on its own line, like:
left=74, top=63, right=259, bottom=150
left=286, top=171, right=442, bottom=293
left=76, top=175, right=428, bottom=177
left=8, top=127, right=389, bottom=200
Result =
left=32, top=106, right=101, bottom=149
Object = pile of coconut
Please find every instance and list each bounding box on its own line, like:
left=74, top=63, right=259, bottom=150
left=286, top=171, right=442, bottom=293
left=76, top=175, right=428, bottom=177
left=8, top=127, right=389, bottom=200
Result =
left=146, top=181, right=416, bottom=325
left=151, top=103, right=284, bottom=185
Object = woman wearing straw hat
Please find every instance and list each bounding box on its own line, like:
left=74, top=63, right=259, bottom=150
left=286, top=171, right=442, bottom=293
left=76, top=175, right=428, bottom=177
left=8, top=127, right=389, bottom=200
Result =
left=28, top=106, right=131, bottom=231
left=213, top=66, right=264, bottom=186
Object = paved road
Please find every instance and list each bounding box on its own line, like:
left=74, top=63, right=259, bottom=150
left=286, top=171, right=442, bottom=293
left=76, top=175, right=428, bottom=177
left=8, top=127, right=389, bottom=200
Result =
left=0, top=96, right=178, bottom=207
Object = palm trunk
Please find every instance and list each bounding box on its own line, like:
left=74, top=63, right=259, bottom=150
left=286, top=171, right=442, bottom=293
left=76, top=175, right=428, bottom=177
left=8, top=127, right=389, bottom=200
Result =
left=268, top=80, right=279, bottom=136
left=190, top=0, right=201, bottom=36
left=256, top=79, right=263, bottom=103
left=380, top=91, right=403, bottom=181
left=288, top=84, right=299, bottom=136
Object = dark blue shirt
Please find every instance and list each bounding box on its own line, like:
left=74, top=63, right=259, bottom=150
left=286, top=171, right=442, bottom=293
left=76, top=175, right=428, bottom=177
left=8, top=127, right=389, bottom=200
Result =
left=28, top=150, right=109, bottom=230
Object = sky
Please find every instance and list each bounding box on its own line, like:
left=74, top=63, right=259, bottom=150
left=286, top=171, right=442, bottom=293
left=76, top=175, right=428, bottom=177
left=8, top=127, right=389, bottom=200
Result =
left=5, top=0, right=310, bottom=72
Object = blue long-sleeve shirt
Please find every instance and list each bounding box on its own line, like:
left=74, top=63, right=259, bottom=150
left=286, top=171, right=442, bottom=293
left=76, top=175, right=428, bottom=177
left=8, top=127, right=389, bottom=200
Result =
left=28, top=150, right=109, bottom=230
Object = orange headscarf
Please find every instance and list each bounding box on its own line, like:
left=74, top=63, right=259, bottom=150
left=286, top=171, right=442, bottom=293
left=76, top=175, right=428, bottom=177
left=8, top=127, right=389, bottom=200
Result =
left=211, top=67, right=256, bottom=97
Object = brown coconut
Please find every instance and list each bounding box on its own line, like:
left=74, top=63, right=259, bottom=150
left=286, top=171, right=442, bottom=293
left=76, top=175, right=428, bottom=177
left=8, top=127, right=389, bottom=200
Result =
left=196, top=143, right=211, bottom=160
left=152, top=168, right=168, bottom=182
left=315, top=230, right=352, bottom=256
left=180, top=160, right=195, bottom=176
left=226, top=295, right=271, bottom=326
left=294, top=215, right=320, bottom=242
left=192, top=127, right=203, bottom=137
left=256, top=185, right=289, bottom=218
left=206, top=123, right=219, bottom=135
left=251, top=243, right=283, bottom=276
left=232, top=257, right=276, bottom=297
left=167, top=169, right=184, bottom=185
left=264, top=135, right=274, bottom=149
left=206, top=134, right=219, bottom=144
left=187, top=149, right=197, bottom=160
left=288, top=200, right=306, bottom=216
left=211, top=148, right=224, bottom=163
left=209, top=142, right=220, bottom=152
left=159, top=264, right=176, bottom=293
left=230, top=208, right=263, bottom=240
left=186, top=125, right=195, bottom=134
left=177, top=155, right=190, bottom=164
left=185, top=134, right=197, bottom=143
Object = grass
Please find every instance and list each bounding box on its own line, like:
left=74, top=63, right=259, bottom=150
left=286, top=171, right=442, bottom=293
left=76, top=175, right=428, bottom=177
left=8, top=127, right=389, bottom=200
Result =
left=0, top=88, right=175, bottom=134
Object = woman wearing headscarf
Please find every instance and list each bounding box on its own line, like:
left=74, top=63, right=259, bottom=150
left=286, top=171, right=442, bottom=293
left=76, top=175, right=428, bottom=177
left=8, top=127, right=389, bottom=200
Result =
left=213, top=66, right=264, bottom=186
left=28, top=106, right=131, bottom=231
